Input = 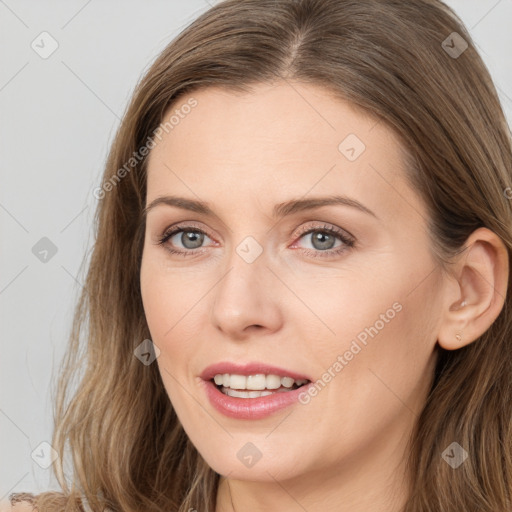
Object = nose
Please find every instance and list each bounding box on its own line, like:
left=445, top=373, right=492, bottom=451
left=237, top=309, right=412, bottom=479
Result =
left=210, top=240, right=284, bottom=340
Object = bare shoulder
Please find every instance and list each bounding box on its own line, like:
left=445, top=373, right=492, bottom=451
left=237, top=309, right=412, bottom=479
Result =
left=0, top=501, right=35, bottom=512
left=12, top=503, right=36, bottom=512
left=0, top=494, right=37, bottom=512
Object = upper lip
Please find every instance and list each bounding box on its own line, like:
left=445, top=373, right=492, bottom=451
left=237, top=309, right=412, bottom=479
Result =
left=200, top=362, right=312, bottom=382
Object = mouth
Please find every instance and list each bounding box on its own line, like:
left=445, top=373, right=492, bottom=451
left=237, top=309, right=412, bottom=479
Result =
left=199, top=362, right=313, bottom=419
left=211, top=373, right=311, bottom=398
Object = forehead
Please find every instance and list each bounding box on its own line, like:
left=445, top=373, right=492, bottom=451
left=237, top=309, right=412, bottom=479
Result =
left=145, top=81, right=425, bottom=224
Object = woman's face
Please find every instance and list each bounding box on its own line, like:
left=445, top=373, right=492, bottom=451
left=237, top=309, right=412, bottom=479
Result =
left=140, top=81, right=445, bottom=485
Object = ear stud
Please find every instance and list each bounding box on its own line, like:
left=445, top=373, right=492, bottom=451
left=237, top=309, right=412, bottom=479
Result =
left=455, top=332, right=462, bottom=342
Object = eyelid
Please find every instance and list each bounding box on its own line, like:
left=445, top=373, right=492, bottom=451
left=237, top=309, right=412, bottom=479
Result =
left=156, top=220, right=355, bottom=257
left=292, top=221, right=355, bottom=243
left=157, top=220, right=353, bottom=242
left=157, top=221, right=215, bottom=241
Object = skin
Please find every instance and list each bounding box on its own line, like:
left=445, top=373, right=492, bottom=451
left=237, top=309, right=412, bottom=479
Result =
left=0, top=501, right=34, bottom=511
left=140, top=81, right=508, bottom=512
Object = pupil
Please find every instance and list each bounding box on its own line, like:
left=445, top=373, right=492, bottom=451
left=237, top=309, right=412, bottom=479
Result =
left=312, top=231, right=335, bottom=250
left=182, top=231, right=204, bottom=249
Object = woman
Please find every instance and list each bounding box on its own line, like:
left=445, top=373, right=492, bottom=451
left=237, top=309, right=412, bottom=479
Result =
left=6, top=0, right=511, bottom=510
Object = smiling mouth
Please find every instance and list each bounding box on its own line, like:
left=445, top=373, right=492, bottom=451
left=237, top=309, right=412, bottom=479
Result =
left=211, top=373, right=311, bottom=398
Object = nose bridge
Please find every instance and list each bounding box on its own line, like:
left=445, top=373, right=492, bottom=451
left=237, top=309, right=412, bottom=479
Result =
left=234, top=234, right=265, bottom=266
left=217, top=233, right=268, bottom=305
left=210, top=232, right=282, bottom=335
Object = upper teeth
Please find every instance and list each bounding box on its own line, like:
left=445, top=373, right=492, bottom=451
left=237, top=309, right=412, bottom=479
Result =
left=213, top=373, right=308, bottom=390
left=213, top=373, right=307, bottom=390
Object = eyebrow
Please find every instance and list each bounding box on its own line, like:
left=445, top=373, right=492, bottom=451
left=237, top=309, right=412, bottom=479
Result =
left=143, top=194, right=377, bottom=219
left=143, top=195, right=378, bottom=219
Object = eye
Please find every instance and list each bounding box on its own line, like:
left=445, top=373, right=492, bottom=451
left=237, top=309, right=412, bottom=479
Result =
left=156, top=223, right=215, bottom=256
left=156, top=222, right=355, bottom=258
left=291, top=223, right=355, bottom=258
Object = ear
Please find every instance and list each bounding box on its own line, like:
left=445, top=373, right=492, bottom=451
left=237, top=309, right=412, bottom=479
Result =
left=437, top=227, right=509, bottom=350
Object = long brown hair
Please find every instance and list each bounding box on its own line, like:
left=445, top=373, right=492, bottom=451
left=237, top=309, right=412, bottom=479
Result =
left=19, top=0, right=512, bottom=510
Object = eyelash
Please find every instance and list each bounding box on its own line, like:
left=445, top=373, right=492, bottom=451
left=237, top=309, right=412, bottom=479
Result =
left=156, top=222, right=355, bottom=259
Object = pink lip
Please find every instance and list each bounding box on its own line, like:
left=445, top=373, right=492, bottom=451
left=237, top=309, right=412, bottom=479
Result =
left=199, top=361, right=313, bottom=420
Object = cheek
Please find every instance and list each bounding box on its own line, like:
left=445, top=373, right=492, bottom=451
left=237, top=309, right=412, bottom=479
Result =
left=140, top=260, right=203, bottom=414
left=140, top=252, right=207, bottom=342
left=288, top=275, right=439, bottom=471
left=287, top=264, right=417, bottom=360
left=301, top=254, right=441, bottom=398
left=319, top=275, right=439, bottom=425
left=140, top=260, right=201, bottom=413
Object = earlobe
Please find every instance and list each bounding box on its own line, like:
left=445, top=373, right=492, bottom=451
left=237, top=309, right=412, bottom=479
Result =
left=437, top=227, right=509, bottom=351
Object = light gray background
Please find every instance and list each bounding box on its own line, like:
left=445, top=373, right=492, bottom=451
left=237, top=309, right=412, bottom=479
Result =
left=1, top=0, right=511, bottom=499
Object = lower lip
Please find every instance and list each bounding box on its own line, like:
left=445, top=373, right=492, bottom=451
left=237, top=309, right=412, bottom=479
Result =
left=202, top=379, right=311, bottom=420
